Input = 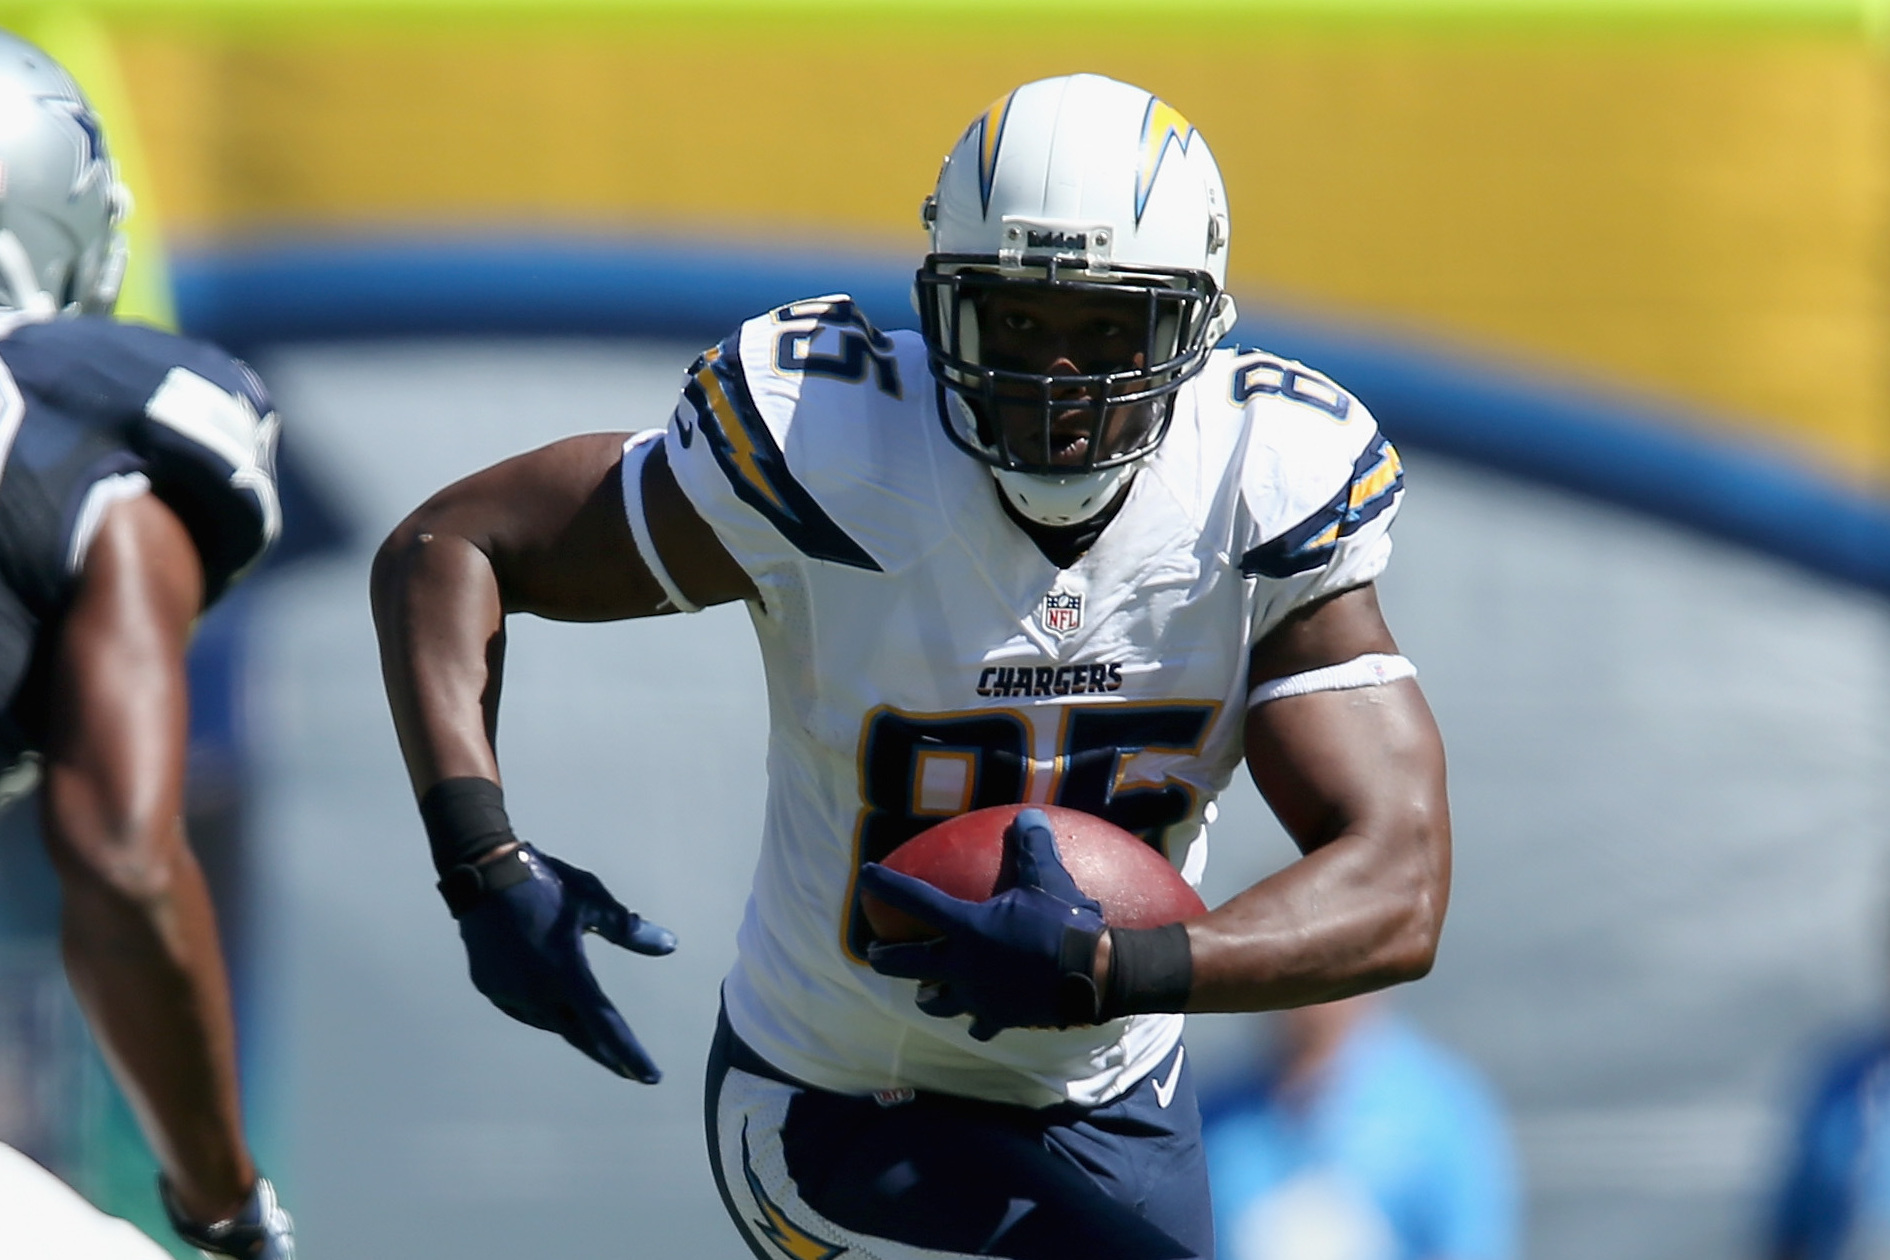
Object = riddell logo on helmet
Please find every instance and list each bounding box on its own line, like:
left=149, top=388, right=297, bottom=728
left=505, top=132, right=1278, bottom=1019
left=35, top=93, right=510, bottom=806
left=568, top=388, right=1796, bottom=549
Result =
left=1025, top=229, right=1088, bottom=252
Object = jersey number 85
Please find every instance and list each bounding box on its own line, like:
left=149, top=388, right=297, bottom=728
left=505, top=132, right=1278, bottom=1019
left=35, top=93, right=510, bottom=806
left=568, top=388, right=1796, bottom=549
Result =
left=844, top=702, right=1215, bottom=957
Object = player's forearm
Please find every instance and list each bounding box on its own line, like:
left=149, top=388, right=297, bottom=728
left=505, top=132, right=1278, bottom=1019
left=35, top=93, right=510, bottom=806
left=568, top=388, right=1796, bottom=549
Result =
left=1180, top=813, right=1449, bottom=1012
left=371, top=515, right=509, bottom=793
left=1198, top=670, right=1451, bottom=1012
left=50, top=815, right=254, bottom=1221
left=36, top=495, right=254, bottom=1219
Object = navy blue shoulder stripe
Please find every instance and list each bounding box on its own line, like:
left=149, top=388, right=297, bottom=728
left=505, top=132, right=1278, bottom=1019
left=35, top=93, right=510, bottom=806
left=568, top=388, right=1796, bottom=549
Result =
left=682, top=334, right=881, bottom=572
left=1240, top=432, right=1404, bottom=579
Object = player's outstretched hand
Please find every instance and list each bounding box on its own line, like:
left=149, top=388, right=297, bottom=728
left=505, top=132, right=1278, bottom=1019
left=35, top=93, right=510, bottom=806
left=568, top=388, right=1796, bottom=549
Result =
left=456, top=843, right=677, bottom=1082
left=861, top=808, right=1105, bottom=1041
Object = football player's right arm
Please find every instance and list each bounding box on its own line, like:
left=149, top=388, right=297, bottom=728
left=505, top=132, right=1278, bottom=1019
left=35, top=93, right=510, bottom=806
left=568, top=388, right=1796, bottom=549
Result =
left=373, top=433, right=753, bottom=790
left=40, top=493, right=259, bottom=1227
left=371, top=433, right=752, bottom=1080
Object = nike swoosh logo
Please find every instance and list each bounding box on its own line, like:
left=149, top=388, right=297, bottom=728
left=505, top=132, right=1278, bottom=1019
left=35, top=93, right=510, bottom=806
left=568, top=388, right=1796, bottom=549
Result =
left=1152, top=1045, right=1186, bottom=1109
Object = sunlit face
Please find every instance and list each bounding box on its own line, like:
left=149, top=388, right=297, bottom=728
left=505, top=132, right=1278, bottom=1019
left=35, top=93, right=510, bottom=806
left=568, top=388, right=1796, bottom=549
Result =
left=972, top=285, right=1162, bottom=469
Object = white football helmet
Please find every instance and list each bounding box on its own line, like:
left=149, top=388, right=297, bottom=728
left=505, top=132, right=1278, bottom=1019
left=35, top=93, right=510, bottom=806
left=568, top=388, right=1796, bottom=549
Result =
left=0, top=32, right=129, bottom=319
left=917, top=73, right=1237, bottom=526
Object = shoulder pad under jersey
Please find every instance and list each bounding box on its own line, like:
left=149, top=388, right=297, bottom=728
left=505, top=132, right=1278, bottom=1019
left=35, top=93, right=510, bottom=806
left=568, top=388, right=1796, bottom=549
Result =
left=663, top=295, right=938, bottom=577
left=1223, top=349, right=1402, bottom=582
left=0, top=318, right=280, bottom=601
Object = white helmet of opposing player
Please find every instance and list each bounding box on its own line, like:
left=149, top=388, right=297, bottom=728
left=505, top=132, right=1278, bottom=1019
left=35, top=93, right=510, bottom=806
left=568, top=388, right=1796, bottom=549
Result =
left=0, top=32, right=129, bottom=319
left=917, top=73, right=1237, bottom=526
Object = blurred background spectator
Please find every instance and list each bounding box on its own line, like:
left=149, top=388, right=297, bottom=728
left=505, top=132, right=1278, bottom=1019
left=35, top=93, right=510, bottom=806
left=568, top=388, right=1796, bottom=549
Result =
left=1764, top=983, right=1890, bottom=1257
left=1203, top=996, right=1518, bottom=1260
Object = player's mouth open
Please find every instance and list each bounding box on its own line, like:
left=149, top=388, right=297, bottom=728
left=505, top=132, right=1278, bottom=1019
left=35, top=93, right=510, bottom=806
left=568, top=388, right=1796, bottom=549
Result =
left=1046, top=426, right=1091, bottom=464
left=998, top=406, right=1098, bottom=466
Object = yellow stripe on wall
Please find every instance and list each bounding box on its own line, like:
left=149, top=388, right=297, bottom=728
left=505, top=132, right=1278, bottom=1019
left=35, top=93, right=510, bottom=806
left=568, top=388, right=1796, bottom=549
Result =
left=49, top=14, right=1890, bottom=482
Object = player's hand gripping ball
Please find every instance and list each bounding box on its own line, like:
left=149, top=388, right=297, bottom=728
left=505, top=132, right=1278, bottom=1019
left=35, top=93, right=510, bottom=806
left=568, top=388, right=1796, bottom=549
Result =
left=860, top=804, right=1206, bottom=941
left=859, top=806, right=1205, bottom=1041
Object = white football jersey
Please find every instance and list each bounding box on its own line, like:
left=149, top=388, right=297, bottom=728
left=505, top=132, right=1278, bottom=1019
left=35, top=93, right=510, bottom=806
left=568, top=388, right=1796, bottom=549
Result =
left=629, top=295, right=1402, bottom=1108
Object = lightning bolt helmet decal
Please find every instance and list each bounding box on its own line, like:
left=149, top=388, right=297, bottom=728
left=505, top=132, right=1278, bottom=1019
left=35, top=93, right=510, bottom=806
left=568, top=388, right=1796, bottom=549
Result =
left=1134, top=96, right=1196, bottom=224
left=973, top=90, right=1014, bottom=218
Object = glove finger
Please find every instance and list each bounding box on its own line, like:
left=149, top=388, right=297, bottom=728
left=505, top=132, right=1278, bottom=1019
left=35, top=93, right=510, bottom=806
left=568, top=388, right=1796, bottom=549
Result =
left=582, top=898, right=679, bottom=957
left=542, top=857, right=679, bottom=957
left=967, top=1017, right=1005, bottom=1043
left=1008, top=809, right=1084, bottom=903
left=541, top=854, right=617, bottom=913
left=489, top=995, right=561, bottom=1035
left=564, top=998, right=663, bottom=1085
left=498, top=923, right=658, bottom=1082
left=463, top=942, right=561, bottom=1033
left=550, top=961, right=664, bottom=1083
left=617, top=915, right=680, bottom=957
left=915, top=982, right=969, bottom=1019
left=865, top=937, right=952, bottom=980
left=857, top=863, right=971, bottom=932
left=539, top=853, right=645, bottom=936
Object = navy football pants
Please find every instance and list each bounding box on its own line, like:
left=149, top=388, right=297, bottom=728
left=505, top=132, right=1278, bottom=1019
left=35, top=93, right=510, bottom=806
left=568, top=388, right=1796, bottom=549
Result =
left=705, top=1010, right=1213, bottom=1259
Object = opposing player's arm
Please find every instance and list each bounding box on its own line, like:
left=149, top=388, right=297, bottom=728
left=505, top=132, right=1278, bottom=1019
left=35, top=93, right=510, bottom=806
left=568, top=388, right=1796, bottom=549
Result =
left=371, top=433, right=754, bottom=790
left=39, top=492, right=258, bottom=1224
left=1179, top=582, right=1450, bottom=1011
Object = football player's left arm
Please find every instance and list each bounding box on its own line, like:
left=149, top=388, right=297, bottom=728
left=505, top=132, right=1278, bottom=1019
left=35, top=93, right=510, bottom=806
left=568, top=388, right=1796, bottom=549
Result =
left=372, top=434, right=751, bottom=1082
left=1170, top=581, right=1450, bottom=1012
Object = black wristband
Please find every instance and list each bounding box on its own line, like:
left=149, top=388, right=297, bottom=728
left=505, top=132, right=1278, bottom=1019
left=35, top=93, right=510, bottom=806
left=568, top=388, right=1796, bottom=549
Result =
left=1054, top=925, right=1103, bottom=1026
left=1098, top=923, right=1193, bottom=1020
left=419, top=777, right=517, bottom=876
left=436, top=846, right=534, bottom=918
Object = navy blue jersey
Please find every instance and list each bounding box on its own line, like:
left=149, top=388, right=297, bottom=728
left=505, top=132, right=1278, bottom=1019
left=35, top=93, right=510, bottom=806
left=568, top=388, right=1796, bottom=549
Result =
left=0, top=315, right=279, bottom=770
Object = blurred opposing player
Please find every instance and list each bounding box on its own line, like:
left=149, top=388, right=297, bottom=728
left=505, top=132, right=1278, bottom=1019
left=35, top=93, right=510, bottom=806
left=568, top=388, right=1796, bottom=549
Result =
left=0, top=31, right=293, bottom=1260
left=374, top=73, right=1448, bottom=1258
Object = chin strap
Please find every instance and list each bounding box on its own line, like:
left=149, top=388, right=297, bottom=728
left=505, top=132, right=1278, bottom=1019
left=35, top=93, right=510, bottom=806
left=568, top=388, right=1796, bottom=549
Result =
left=990, top=462, right=1135, bottom=528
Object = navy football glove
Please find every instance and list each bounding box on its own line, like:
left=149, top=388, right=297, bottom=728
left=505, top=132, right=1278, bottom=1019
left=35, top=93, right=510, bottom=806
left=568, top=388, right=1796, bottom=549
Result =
left=861, top=808, right=1106, bottom=1042
left=456, top=843, right=677, bottom=1082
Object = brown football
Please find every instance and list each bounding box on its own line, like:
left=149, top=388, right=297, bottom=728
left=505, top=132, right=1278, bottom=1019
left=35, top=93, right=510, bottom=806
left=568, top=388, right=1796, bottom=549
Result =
left=861, top=804, right=1207, bottom=943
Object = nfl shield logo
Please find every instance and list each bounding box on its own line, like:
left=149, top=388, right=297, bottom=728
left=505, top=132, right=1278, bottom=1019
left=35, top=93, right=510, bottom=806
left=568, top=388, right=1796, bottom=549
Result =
left=1041, top=590, right=1083, bottom=636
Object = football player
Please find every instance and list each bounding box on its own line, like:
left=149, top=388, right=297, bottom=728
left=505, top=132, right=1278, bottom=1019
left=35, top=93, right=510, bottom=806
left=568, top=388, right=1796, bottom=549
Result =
left=375, top=73, right=1448, bottom=1258
left=0, top=31, right=294, bottom=1260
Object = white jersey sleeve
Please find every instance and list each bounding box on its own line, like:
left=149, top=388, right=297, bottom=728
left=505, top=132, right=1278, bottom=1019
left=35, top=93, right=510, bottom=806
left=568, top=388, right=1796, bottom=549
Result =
left=1225, top=349, right=1404, bottom=644
left=647, top=294, right=946, bottom=590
